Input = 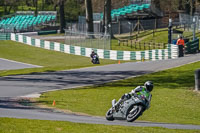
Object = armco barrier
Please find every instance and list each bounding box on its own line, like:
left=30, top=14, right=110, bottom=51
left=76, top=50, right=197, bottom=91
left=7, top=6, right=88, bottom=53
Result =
left=186, top=39, right=199, bottom=54
left=38, top=30, right=58, bottom=35
left=11, top=33, right=178, bottom=61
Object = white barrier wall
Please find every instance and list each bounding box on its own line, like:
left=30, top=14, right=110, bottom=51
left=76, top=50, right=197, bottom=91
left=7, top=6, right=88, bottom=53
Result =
left=10, top=33, right=179, bottom=61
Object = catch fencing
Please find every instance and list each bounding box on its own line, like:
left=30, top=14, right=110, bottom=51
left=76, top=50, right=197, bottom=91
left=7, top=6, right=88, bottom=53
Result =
left=65, top=30, right=111, bottom=50
left=67, top=18, right=168, bottom=35
left=118, top=40, right=168, bottom=51
left=179, top=13, right=200, bottom=31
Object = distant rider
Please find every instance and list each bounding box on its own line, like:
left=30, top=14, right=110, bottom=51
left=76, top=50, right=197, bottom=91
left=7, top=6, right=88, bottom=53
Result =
left=90, top=50, right=97, bottom=59
left=114, top=81, right=153, bottom=109
left=90, top=50, right=99, bottom=63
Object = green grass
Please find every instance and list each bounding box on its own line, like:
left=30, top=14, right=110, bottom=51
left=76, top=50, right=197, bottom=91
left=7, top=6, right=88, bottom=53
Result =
left=115, top=29, right=163, bottom=41
left=141, top=30, right=168, bottom=43
left=111, top=29, right=168, bottom=51
left=112, top=28, right=200, bottom=51
left=0, top=118, right=199, bottom=133
left=0, top=40, right=124, bottom=76
left=111, top=39, right=167, bottom=51
left=38, top=61, right=200, bottom=125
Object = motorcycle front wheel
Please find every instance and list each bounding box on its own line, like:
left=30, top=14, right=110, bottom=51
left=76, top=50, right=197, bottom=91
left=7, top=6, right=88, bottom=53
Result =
left=126, top=105, right=143, bottom=122
left=106, top=108, right=114, bottom=121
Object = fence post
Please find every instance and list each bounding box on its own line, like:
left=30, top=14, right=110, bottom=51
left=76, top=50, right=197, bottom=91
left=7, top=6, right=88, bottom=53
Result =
left=118, top=40, right=120, bottom=46
left=193, top=17, right=196, bottom=41
left=168, top=19, right=172, bottom=44
left=131, top=40, right=133, bottom=48
left=139, top=42, right=141, bottom=50
left=195, top=69, right=200, bottom=91
left=135, top=41, right=137, bottom=49
left=136, top=34, right=138, bottom=41
left=149, top=42, right=151, bottom=50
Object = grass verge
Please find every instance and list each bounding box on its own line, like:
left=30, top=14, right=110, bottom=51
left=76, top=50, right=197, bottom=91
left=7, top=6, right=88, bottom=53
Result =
left=0, top=118, right=199, bottom=133
left=38, top=61, right=200, bottom=125
left=0, top=40, right=128, bottom=76
left=112, top=28, right=200, bottom=51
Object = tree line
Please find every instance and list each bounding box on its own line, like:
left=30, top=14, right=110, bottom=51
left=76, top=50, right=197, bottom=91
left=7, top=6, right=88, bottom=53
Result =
left=0, top=0, right=200, bottom=33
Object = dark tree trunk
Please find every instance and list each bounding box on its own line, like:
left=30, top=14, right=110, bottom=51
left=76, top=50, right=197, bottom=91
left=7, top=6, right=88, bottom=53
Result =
left=4, top=6, right=8, bottom=15
left=3, top=0, right=8, bottom=15
left=152, top=0, right=161, bottom=10
left=9, top=5, right=13, bottom=14
left=26, top=0, right=31, bottom=6
left=59, top=0, right=66, bottom=33
left=190, top=0, right=195, bottom=16
left=53, top=0, right=58, bottom=11
left=185, top=2, right=190, bottom=14
left=185, top=0, right=195, bottom=15
left=101, top=4, right=106, bottom=33
left=54, top=4, right=57, bottom=11
left=178, top=0, right=184, bottom=10
left=85, top=0, right=94, bottom=33
left=104, top=0, right=113, bottom=38
left=42, top=0, right=45, bottom=10
left=45, top=0, right=51, bottom=5
left=35, top=0, right=38, bottom=16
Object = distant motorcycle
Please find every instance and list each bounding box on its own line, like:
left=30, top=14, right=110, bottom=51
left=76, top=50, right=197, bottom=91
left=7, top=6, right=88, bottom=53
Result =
left=92, top=55, right=100, bottom=64
left=106, top=93, right=151, bottom=122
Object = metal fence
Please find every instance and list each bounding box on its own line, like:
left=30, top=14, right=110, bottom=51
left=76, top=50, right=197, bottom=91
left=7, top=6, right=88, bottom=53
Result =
left=65, top=30, right=111, bottom=50
left=169, top=13, right=200, bottom=42
left=113, top=18, right=168, bottom=35
left=117, top=39, right=168, bottom=51
left=67, top=17, right=168, bottom=35
left=66, top=21, right=102, bottom=34
left=179, top=13, right=200, bottom=31
left=0, top=24, right=15, bottom=33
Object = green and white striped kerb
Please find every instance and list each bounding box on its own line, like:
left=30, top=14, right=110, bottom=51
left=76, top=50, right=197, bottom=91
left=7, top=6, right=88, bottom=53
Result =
left=11, top=33, right=178, bottom=61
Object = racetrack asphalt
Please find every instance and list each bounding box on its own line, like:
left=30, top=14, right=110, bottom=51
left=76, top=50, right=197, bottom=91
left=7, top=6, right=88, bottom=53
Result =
left=0, top=58, right=41, bottom=70
left=0, top=54, right=200, bottom=130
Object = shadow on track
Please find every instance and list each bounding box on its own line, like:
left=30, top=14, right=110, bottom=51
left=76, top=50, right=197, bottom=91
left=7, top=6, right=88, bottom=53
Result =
left=0, top=98, right=36, bottom=110
left=0, top=70, right=153, bottom=88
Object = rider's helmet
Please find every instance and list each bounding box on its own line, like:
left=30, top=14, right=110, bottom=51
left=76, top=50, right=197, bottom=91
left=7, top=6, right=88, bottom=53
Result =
left=144, top=81, right=154, bottom=92
left=92, top=50, right=95, bottom=54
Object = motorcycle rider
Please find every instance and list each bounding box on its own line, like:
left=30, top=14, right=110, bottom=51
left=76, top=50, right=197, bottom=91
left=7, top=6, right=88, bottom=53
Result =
left=90, top=50, right=99, bottom=64
left=114, top=81, right=153, bottom=109
left=90, top=50, right=97, bottom=59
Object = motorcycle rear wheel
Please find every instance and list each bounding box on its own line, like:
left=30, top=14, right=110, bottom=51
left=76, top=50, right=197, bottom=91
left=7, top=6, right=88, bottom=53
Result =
left=106, top=108, right=114, bottom=121
left=126, top=105, right=143, bottom=122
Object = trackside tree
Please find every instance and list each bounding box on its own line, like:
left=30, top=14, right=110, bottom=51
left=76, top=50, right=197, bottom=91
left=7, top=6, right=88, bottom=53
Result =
left=85, top=0, right=94, bottom=34
left=59, top=0, right=66, bottom=33
left=103, top=0, right=113, bottom=38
